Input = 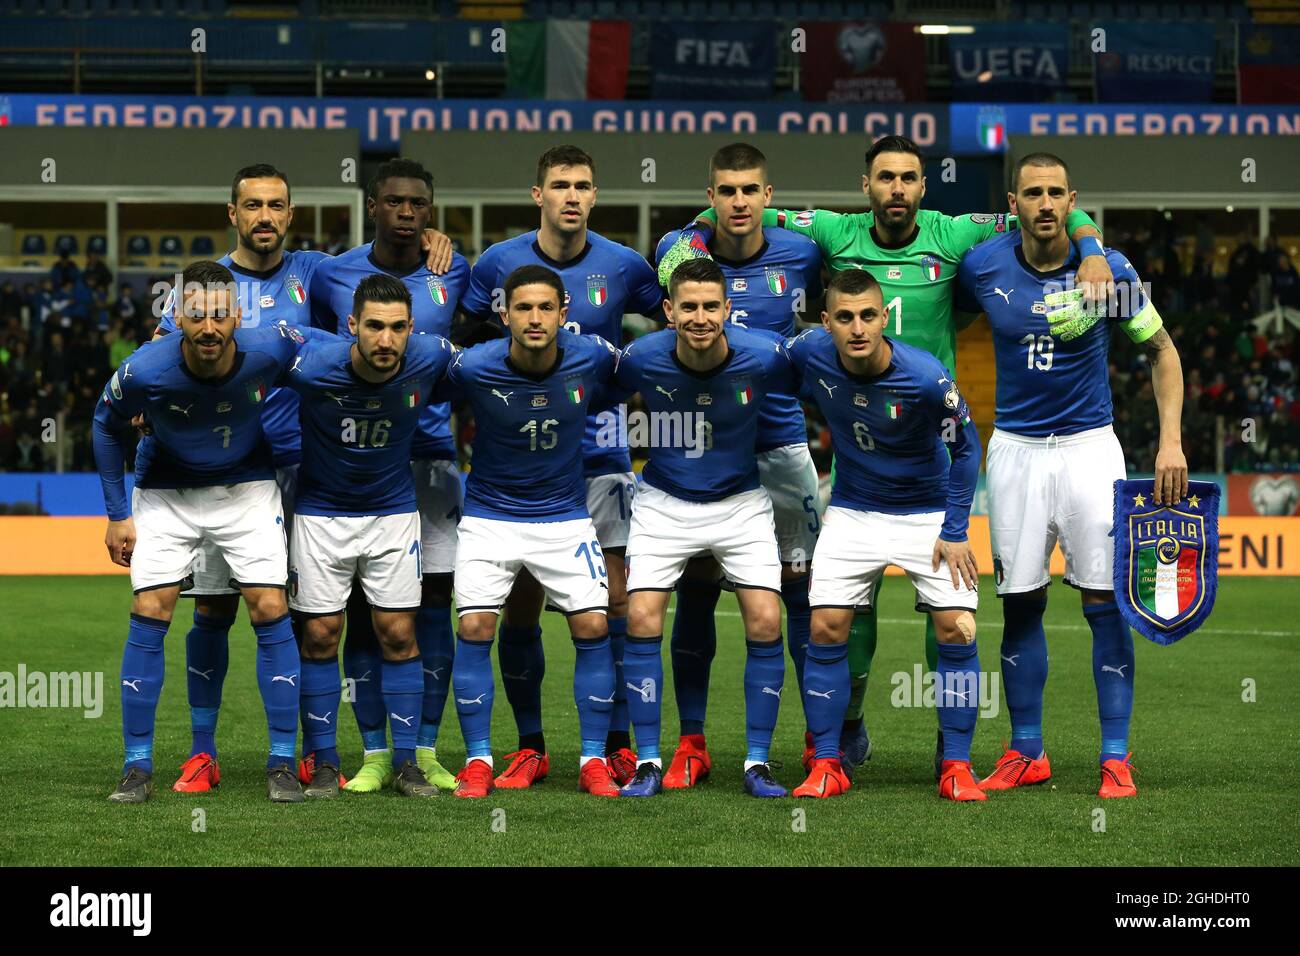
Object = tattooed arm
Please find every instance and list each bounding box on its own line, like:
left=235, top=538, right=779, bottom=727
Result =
left=1141, top=327, right=1188, bottom=504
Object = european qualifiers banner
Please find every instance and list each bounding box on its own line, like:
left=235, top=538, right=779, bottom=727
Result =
left=648, top=22, right=776, bottom=100
left=1095, top=22, right=1216, bottom=103
left=947, top=23, right=1068, bottom=102
left=797, top=21, right=926, bottom=103
left=0, top=95, right=948, bottom=150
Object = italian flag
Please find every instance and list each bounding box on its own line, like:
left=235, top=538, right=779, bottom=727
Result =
left=886, top=400, right=901, bottom=419
left=506, top=21, right=632, bottom=99
left=736, top=386, right=753, bottom=405
left=1136, top=546, right=1198, bottom=621
left=568, top=383, right=584, bottom=403
left=248, top=381, right=265, bottom=403
left=405, top=387, right=420, bottom=408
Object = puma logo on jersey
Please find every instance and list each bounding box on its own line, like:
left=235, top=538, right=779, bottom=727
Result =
left=818, top=378, right=837, bottom=398
left=271, top=674, right=296, bottom=686
left=587, top=693, right=616, bottom=704
left=389, top=712, right=416, bottom=727
left=492, top=389, right=513, bottom=405
left=169, top=403, right=194, bottom=417
left=994, top=287, right=1014, bottom=304
left=121, top=679, right=142, bottom=693
left=325, top=391, right=347, bottom=406
left=655, top=386, right=677, bottom=402
left=306, top=712, right=332, bottom=724
left=289, top=355, right=304, bottom=373
left=761, top=686, right=782, bottom=699
left=806, top=688, right=835, bottom=699
left=1001, top=654, right=1019, bottom=667
left=423, top=667, right=445, bottom=679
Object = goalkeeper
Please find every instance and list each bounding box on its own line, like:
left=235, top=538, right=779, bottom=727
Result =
left=658, top=135, right=1114, bottom=779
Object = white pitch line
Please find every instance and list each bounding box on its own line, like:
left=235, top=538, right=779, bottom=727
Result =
left=664, top=607, right=1297, bottom=638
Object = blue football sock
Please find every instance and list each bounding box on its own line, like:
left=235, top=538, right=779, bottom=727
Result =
left=254, top=614, right=300, bottom=769
left=606, top=615, right=630, bottom=743
left=184, top=611, right=232, bottom=758
left=743, top=637, right=785, bottom=765
left=415, top=603, right=454, bottom=749
left=299, top=657, right=341, bottom=762
left=1085, top=601, right=1135, bottom=764
left=1001, top=595, right=1049, bottom=758
left=573, top=635, right=615, bottom=761
left=497, top=622, right=545, bottom=742
left=120, top=613, right=169, bottom=775
left=383, top=657, right=423, bottom=770
left=803, top=641, right=849, bottom=760
left=936, top=641, right=980, bottom=763
left=343, top=599, right=387, bottom=753
left=623, top=635, right=664, bottom=763
left=453, top=636, right=495, bottom=760
left=670, top=580, right=719, bottom=736
left=781, top=575, right=812, bottom=724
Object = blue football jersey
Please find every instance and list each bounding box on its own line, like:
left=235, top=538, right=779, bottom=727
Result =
left=283, top=332, right=456, bottom=518
left=157, top=249, right=327, bottom=468
left=93, top=325, right=306, bottom=520
left=462, top=230, right=661, bottom=478
left=956, top=232, right=1160, bottom=437
left=309, top=242, right=470, bottom=461
left=613, top=325, right=796, bottom=503
left=786, top=330, right=980, bottom=540
left=656, top=227, right=822, bottom=453
left=436, top=331, right=620, bottom=522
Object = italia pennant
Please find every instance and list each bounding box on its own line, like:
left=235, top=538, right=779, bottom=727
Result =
left=1112, top=478, right=1220, bottom=645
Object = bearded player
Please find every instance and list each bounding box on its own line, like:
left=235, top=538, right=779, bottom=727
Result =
left=652, top=143, right=824, bottom=787
left=456, top=145, right=661, bottom=790
left=956, top=152, right=1187, bottom=797
left=310, top=158, right=470, bottom=792
left=659, top=134, right=1113, bottom=778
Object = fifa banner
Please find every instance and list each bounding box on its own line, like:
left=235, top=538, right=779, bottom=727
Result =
left=0, top=95, right=946, bottom=150
left=648, top=22, right=776, bottom=100
left=1095, top=22, right=1215, bottom=103
left=1113, top=478, right=1220, bottom=645
left=1238, top=26, right=1300, bottom=105
left=797, top=21, right=925, bottom=103
left=947, top=23, right=1068, bottom=102
left=948, top=103, right=1300, bottom=153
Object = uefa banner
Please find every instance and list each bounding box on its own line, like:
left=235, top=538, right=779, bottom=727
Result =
left=1095, top=22, right=1216, bottom=103
left=947, top=23, right=1068, bottom=102
left=648, top=22, right=776, bottom=100
left=797, top=21, right=925, bottom=103
left=1227, top=473, right=1300, bottom=516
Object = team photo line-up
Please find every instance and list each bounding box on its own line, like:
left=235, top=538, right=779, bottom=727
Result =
left=94, top=135, right=1189, bottom=805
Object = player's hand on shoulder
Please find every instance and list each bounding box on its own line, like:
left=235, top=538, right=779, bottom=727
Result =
left=933, top=536, right=979, bottom=591
left=105, top=517, right=136, bottom=568
left=1075, top=247, right=1116, bottom=312
left=421, top=228, right=454, bottom=275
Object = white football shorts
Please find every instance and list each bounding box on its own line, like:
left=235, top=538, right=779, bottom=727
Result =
left=757, top=442, right=821, bottom=565
left=183, top=465, right=298, bottom=597
left=585, top=471, right=638, bottom=549
left=455, top=515, right=609, bottom=616
left=986, top=424, right=1127, bottom=596
left=809, top=507, right=978, bottom=612
left=130, top=479, right=286, bottom=594
left=289, top=511, right=423, bottom=614
left=626, top=484, right=781, bottom=593
left=412, top=457, right=463, bottom=575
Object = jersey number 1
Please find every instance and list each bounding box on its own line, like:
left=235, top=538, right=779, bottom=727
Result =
left=886, top=296, right=902, bottom=335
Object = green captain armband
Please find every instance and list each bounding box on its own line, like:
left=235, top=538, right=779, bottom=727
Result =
left=1119, top=301, right=1163, bottom=344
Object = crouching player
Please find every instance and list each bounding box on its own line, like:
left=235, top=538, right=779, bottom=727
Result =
left=614, top=258, right=795, bottom=799
left=95, top=261, right=311, bottom=803
left=284, top=275, right=455, bottom=797
left=786, top=269, right=984, bottom=800
left=438, top=264, right=622, bottom=799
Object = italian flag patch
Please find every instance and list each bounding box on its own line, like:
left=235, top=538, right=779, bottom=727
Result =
left=736, top=386, right=753, bottom=405
left=568, top=383, right=584, bottom=403
left=886, top=400, right=901, bottom=419
left=248, top=381, right=265, bottom=403
left=405, top=386, right=420, bottom=408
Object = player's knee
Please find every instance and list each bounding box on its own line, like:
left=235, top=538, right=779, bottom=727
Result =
left=744, top=601, right=783, bottom=643
left=195, top=593, right=239, bottom=619
left=626, top=603, right=662, bottom=638
left=302, top=617, right=342, bottom=658
left=810, top=614, right=849, bottom=646
left=131, top=590, right=176, bottom=622
left=935, top=611, right=977, bottom=645
left=458, top=613, right=497, bottom=643
left=243, top=587, right=287, bottom=623
left=568, top=612, right=608, bottom=641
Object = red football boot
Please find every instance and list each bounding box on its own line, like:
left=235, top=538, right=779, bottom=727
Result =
left=454, top=759, right=496, bottom=799
left=663, top=734, right=711, bottom=789
left=578, top=759, right=621, bottom=797
left=493, top=749, right=549, bottom=789
left=1099, top=753, right=1138, bottom=798
left=173, top=752, right=220, bottom=793
left=297, top=752, right=348, bottom=788
left=938, top=759, right=988, bottom=802
left=607, top=747, right=638, bottom=787
left=793, top=757, right=852, bottom=798
left=979, top=747, right=1051, bottom=791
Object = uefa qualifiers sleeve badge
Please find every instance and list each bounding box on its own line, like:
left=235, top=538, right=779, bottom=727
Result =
left=1112, top=478, right=1220, bottom=645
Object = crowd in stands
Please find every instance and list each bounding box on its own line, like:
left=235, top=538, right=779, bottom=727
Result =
left=3, top=228, right=1298, bottom=477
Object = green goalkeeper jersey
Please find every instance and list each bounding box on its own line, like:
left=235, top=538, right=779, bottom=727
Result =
left=693, top=206, right=1098, bottom=374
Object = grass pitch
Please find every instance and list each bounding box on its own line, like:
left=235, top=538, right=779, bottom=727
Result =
left=1, top=574, right=1296, bottom=867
